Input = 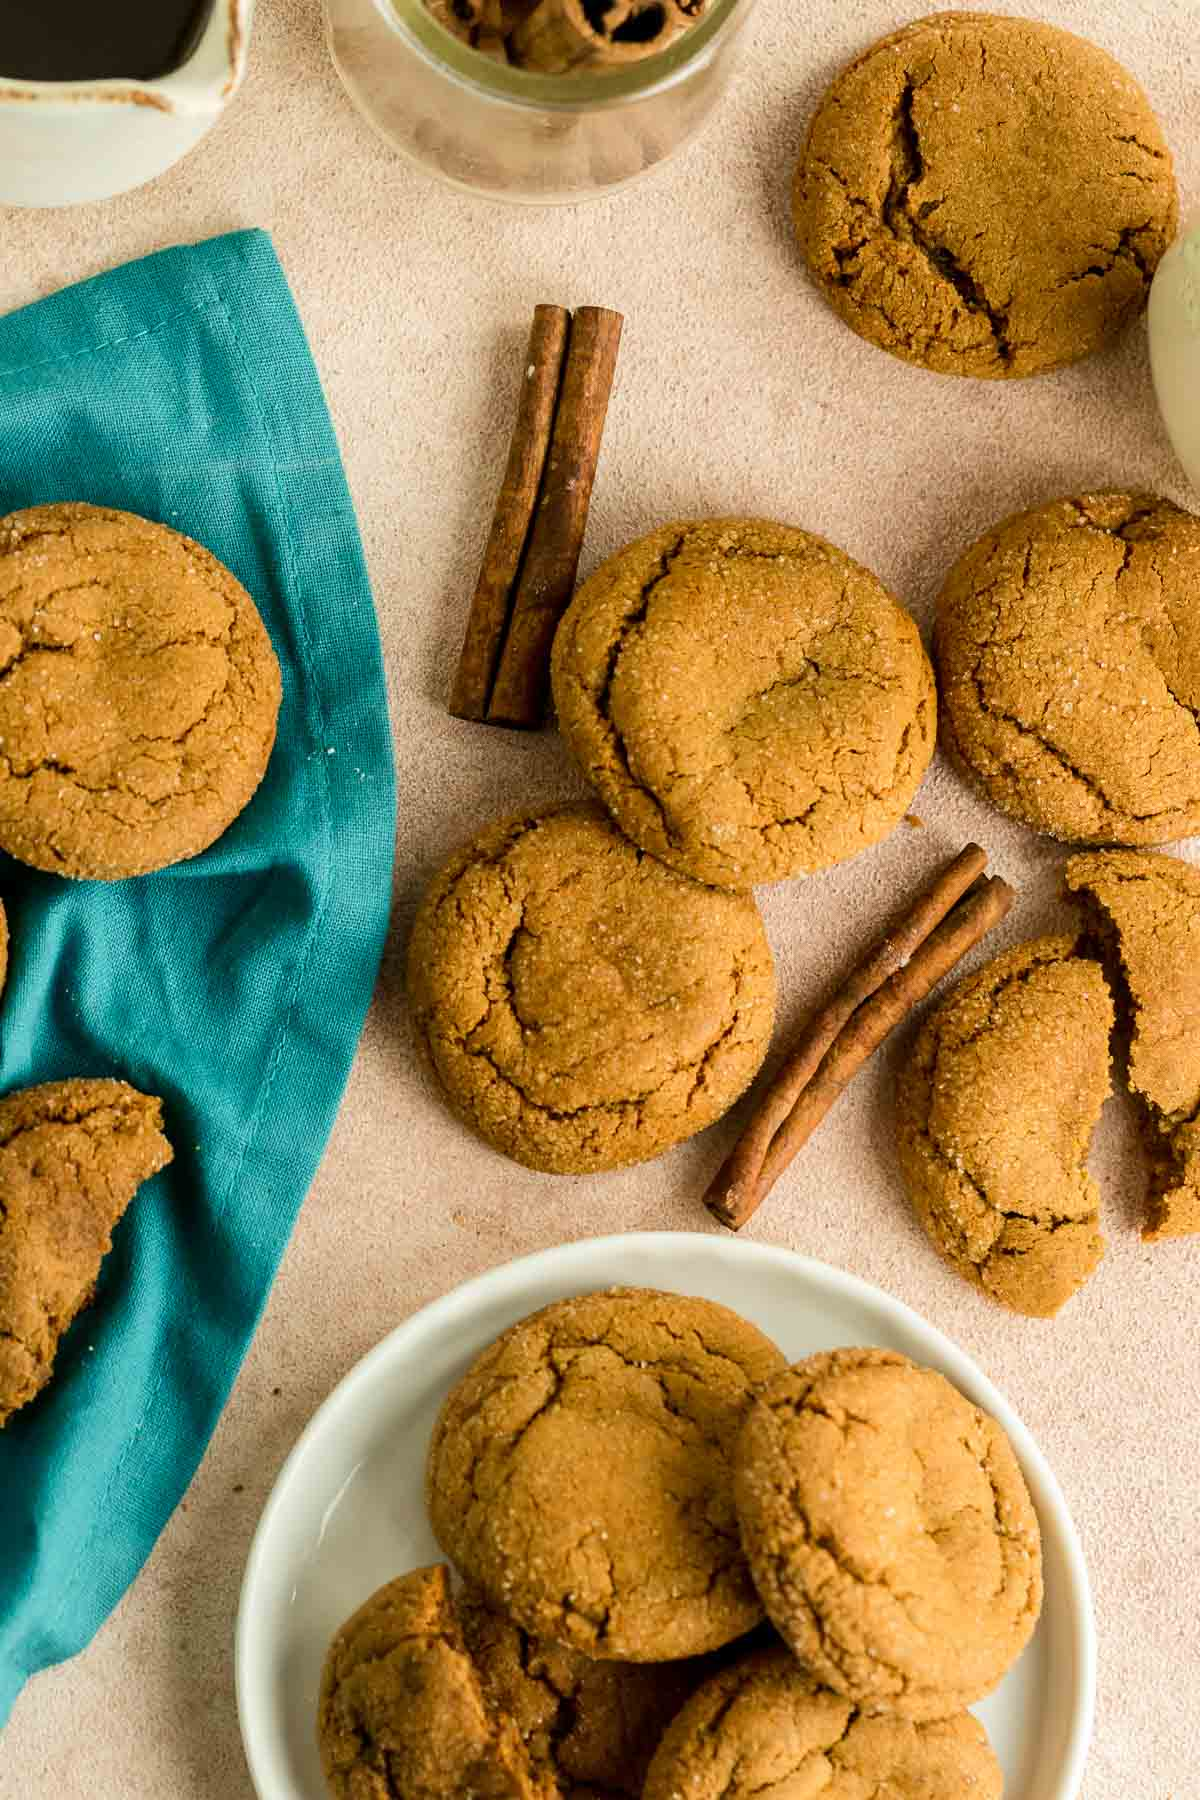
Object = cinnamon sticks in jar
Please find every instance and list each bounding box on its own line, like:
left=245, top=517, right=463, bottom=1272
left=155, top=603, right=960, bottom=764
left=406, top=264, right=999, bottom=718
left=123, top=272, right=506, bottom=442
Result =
left=704, top=846, right=1016, bottom=1232
left=450, top=303, right=623, bottom=730
left=512, top=0, right=689, bottom=73
left=424, top=0, right=706, bottom=72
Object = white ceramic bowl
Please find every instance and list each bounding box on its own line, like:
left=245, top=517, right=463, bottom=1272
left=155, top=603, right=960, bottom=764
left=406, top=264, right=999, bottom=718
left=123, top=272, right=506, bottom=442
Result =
left=1149, top=214, right=1200, bottom=495
left=236, top=1232, right=1096, bottom=1799
left=0, top=0, right=253, bottom=208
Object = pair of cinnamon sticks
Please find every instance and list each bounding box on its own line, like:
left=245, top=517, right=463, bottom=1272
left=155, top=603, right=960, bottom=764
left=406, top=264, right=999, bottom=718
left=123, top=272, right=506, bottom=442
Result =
left=451, top=303, right=623, bottom=730
left=704, top=846, right=1015, bottom=1230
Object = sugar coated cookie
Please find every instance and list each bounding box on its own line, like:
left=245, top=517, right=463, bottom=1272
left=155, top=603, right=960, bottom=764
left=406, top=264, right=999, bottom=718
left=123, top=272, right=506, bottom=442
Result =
left=407, top=806, right=775, bottom=1172
left=643, top=1647, right=1003, bottom=1799
left=0, top=1078, right=173, bottom=1426
left=551, top=519, right=934, bottom=890
left=1068, top=850, right=1200, bottom=1241
left=426, top=1288, right=786, bottom=1661
left=936, top=492, right=1200, bottom=844
left=0, top=502, right=281, bottom=879
left=733, top=1349, right=1043, bottom=1720
left=795, top=12, right=1177, bottom=377
left=317, top=1565, right=555, bottom=1800
left=896, top=933, right=1112, bottom=1316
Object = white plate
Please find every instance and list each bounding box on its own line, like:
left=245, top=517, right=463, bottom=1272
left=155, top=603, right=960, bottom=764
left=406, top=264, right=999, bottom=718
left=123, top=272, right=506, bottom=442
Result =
left=236, top=1233, right=1095, bottom=1799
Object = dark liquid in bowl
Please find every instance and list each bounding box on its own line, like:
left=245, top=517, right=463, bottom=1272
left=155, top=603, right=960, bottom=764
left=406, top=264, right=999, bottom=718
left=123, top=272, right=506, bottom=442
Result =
left=1, top=0, right=216, bottom=83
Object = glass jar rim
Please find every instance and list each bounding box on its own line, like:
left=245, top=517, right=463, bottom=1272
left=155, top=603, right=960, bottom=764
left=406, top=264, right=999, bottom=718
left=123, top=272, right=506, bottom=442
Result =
left=381, top=0, right=748, bottom=107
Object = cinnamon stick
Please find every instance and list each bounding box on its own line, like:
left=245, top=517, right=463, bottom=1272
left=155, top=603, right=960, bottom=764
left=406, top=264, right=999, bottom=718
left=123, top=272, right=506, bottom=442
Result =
left=486, top=305, right=623, bottom=728
left=511, top=0, right=683, bottom=72
left=426, top=0, right=485, bottom=42
left=473, top=24, right=511, bottom=58
left=450, top=305, right=570, bottom=722
left=709, top=845, right=987, bottom=1214
left=704, top=854, right=1016, bottom=1231
left=754, top=876, right=1015, bottom=1192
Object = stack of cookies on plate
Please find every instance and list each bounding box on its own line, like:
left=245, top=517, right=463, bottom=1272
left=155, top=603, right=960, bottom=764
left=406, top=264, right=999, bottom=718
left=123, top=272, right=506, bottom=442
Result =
left=315, top=1287, right=1042, bottom=1797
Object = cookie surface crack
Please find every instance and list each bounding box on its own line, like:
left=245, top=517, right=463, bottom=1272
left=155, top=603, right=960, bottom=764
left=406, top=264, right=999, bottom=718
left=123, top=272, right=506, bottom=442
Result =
left=882, top=78, right=1013, bottom=364
left=967, top=662, right=1198, bottom=824
left=591, top=533, right=689, bottom=852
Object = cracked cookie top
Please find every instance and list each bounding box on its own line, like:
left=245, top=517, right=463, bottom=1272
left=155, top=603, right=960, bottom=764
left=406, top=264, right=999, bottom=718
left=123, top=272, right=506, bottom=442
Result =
left=425, top=1288, right=787, bottom=1662
left=1067, top=850, right=1200, bottom=1242
left=0, top=1078, right=173, bottom=1427
left=317, top=1565, right=556, bottom=1800
left=1067, top=851, right=1200, bottom=1121
left=0, top=502, right=282, bottom=880
left=793, top=11, right=1177, bottom=379
left=406, top=806, right=775, bottom=1173
left=732, top=1350, right=1043, bottom=1721
left=459, top=1586, right=718, bottom=1797
left=935, top=492, right=1200, bottom=844
left=895, top=934, right=1112, bottom=1316
left=642, top=1646, right=1003, bottom=1799
left=550, top=520, right=934, bottom=891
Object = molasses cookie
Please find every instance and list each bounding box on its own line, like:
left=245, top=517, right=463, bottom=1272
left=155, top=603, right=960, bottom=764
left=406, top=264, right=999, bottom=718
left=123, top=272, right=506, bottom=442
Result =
left=426, top=1288, right=786, bottom=1662
left=896, top=934, right=1112, bottom=1316
left=406, top=806, right=775, bottom=1173
left=1145, top=1120, right=1200, bottom=1241
left=1068, top=850, right=1200, bottom=1240
left=460, top=1588, right=718, bottom=1797
left=317, top=1565, right=555, bottom=1799
left=551, top=519, right=934, bottom=890
left=0, top=503, right=281, bottom=879
left=936, top=492, right=1200, bottom=844
left=642, top=1647, right=1003, bottom=1800
left=0, top=1078, right=173, bottom=1426
left=733, top=1350, right=1043, bottom=1721
left=795, top=13, right=1177, bottom=378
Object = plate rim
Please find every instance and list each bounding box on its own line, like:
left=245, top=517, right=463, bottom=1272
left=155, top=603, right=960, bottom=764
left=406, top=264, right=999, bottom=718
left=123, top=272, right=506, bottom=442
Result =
left=235, top=1230, right=1097, bottom=1799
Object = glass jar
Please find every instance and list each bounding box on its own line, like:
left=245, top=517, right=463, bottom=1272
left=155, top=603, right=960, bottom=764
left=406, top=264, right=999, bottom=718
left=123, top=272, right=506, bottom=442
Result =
left=323, top=0, right=756, bottom=203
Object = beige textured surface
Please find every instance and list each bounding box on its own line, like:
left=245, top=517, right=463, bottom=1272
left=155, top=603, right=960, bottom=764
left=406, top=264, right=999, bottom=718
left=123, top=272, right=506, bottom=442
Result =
left=0, top=0, right=1198, bottom=1794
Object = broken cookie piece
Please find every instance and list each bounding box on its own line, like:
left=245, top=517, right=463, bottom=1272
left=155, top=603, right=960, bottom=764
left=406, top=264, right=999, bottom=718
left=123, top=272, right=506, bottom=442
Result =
left=896, top=933, right=1113, bottom=1316
left=1143, top=1123, right=1200, bottom=1241
left=1067, top=849, right=1200, bottom=1241
left=0, top=1077, right=173, bottom=1426
left=642, top=1646, right=1003, bottom=1800
left=732, top=1352, right=1042, bottom=1722
left=318, top=1564, right=557, bottom=1800
left=460, top=1587, right=721, bottom=1798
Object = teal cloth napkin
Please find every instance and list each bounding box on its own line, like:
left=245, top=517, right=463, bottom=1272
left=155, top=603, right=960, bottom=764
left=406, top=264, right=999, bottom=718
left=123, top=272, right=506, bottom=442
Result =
left=0, top=229, right=396, bottom=1724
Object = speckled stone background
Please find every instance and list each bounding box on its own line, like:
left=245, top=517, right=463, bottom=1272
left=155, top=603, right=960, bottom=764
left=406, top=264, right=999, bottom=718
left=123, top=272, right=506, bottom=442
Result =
left=1, top=0, right=1198, bottom=1793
